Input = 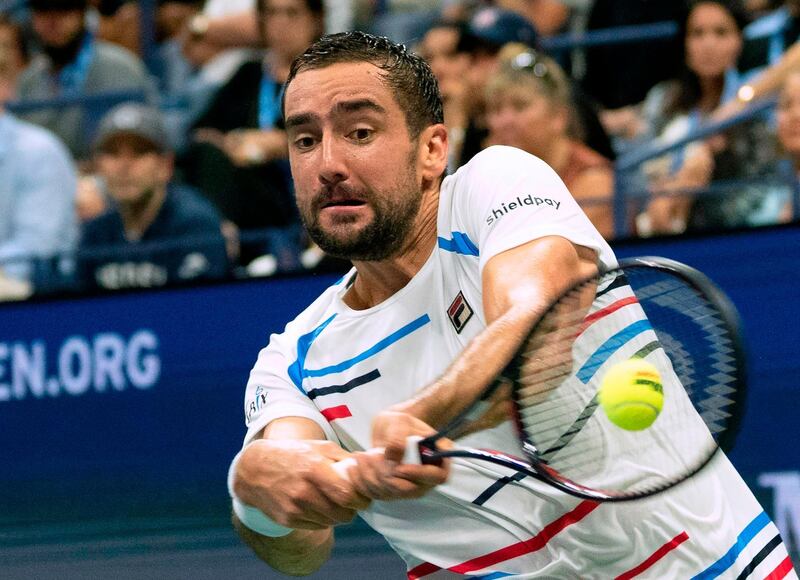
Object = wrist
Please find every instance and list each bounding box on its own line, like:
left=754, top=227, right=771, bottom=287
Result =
left=228, top=448, right=293, bottom=537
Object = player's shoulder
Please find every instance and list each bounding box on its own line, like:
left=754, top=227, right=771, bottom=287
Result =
left=456, top=145, right=552, bottom=179
left=442, top=146, right=559, bottom=200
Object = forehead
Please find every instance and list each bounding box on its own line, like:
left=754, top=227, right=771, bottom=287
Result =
left=285, top=61, right=400, bottom=119
left=688, top=3, right=737, bottom=28
left=423, top=27, right=458, bottom=52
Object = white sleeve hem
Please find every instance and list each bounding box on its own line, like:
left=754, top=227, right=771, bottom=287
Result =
left=244, top=403, right=339, bottom=446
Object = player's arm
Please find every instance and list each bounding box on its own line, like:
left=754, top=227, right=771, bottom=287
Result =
left=389, top=235, right=598, bottom=435
left=230, top=416, right=370, bottom=575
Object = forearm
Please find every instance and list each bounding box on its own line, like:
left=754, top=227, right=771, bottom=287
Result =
left=233, top=514, right=333, bottom=576
left=397, top=303, right=538, bottom=428
left=748, top=42, right=800, bottom=100
left=398, top=238, right=597, bottom=428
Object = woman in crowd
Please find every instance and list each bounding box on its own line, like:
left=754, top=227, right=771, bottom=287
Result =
left=182, top=0, right=324, bottom=266
left=484, top=45, right=615, bottom=239
left=612, top=0, right=776, bottom=234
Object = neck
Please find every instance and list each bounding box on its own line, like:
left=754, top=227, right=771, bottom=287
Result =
left=119, top=185, right=167, bottom=241
left=698, top=75, right=724, bottom=112
left=343, top=188, right=440, bottom=310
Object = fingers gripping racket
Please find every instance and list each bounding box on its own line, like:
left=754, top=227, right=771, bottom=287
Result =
left=335, top=257, right=747, bottom=502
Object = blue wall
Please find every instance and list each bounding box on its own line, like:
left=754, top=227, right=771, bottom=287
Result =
left=1, top=225, right=799, bottom=562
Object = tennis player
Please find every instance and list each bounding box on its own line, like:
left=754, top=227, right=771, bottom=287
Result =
left=228, top=31, right=797, bottom=578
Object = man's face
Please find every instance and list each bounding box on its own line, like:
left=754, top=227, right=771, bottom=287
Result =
left=284, top=61, right=427, bottom=261
left=31, top=8, right=85, bottom=48
left=419, top=27, right=469, bottom=96
left=96, top=135, right=172, bottom=205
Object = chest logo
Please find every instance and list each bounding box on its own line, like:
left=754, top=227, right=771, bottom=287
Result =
left=447, top=291, right=474, bottom=334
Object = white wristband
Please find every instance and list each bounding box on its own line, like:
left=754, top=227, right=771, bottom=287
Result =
left=227, top=448, right=293, bottom=538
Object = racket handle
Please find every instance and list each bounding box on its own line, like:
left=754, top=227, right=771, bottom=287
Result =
left=330, top=436, right=428, bottom=481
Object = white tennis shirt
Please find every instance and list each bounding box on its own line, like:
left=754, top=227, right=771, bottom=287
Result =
left=242, top=146, right=794, bottom=578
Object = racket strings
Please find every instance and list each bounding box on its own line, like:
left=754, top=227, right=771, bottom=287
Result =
left=509, top=266, right=740, bottom=497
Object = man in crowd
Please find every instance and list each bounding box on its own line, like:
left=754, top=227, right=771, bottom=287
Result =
left=16, top=0, right=151, bottom=159
left=0, top=14, right=77, bottom=300
left=78, top=102, right=228, bottom=290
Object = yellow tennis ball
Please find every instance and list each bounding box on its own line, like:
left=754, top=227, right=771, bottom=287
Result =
left=599, top=359, right=664, bottom=431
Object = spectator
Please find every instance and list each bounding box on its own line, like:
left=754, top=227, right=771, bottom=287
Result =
left=154, top=0, right=203, bottom=96
left=78, top=102, right=229, bottom=291
left=181, top=0, right=324, bottom=265
left=95, top=0, right=141, bottom=56
left=627, top=0, right=775, bottom=235
left=0, top=16, right=78, bottom=299
left=455, top=5, right=614, bottom=167
left=416, top=19, right=471, bottom=170
left=485, top=46, right=614, bottom=238
left=16, top=0, right=152, bottom=160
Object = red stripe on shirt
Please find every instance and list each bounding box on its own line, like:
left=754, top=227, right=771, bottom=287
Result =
left=320, top=405, right=352, bottom=421
left=407, top=500, right=600, bottom=578
left=581, top=296, right=639, bottom=331
left=764, top=556, right=796, bottom=580
left=407, top=563, right=441, bottom=580
left=614, top=531, right=690, bottom=580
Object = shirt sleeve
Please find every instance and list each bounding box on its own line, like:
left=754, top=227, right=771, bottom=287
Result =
left=449, top=146, right=616, bottom=273
left=243, top=327, right=339, bottom=446
left=0, top=127, right=77, bottom=281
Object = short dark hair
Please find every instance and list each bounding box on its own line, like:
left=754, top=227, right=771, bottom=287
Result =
left=284, top=31, right=444, bottom=138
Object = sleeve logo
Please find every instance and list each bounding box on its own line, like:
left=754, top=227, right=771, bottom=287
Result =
left=486, top=194, right=562, bottom=225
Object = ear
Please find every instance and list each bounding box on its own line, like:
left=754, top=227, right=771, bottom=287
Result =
left=418, top=123, right=449, bottom=184
left=159, top=153, right=176, bottom=183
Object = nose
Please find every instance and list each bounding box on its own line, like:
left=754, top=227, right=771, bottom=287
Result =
left=317, top=133, right=348, bottom=187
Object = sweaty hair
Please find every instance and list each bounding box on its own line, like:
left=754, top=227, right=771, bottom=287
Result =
left=284, top=31, right=444, bottom=138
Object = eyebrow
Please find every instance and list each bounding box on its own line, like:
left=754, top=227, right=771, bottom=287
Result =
left=335, top=98, right=386, bottom=116
left=285, top=99, right=387, bottom=130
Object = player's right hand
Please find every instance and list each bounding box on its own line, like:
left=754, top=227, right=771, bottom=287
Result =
left=334, top=411, right=450, bottom=501
left=232, top=439, right=371, bottom=530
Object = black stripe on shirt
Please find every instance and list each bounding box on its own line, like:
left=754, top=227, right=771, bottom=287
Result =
left=735, top=534, right=784, bottom=580
left=473, top=471, right=529, bottom=506
left=307, top=369, right=381, bottom=400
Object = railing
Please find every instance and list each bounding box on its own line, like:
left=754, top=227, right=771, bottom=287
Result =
left=612, top=96, right=799, bottom=238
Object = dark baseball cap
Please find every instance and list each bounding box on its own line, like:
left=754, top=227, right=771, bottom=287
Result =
left=94, top=103, right=170, bottom=153
left=460, top=7, right=538, bottom=53
left=28, top=0, right=88, bottom=11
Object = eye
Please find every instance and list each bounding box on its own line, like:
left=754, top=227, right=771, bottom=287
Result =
left=294, top=135, right=316, bottom=150
left=349, top=127, right=374, bottom=142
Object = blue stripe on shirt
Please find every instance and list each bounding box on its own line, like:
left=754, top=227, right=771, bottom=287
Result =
left=577, top=319, right=652, bottom=384
left=438, top=232, right=479, bottom=256
left=305, top=314, right=431, bottom=378
left=690, top=511, right=771, bottom=580
left=287, top=313, right=338, bottom=392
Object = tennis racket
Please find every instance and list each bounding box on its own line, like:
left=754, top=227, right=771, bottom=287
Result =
left=333, top=256, right=747, bottom=502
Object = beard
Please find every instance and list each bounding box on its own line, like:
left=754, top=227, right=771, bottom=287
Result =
left=300, top=155, right=423, bottom=262
left=42, top=26, right=86, bottom=69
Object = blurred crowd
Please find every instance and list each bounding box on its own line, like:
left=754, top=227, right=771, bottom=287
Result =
left=1, top=0, right=799, bottom=300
